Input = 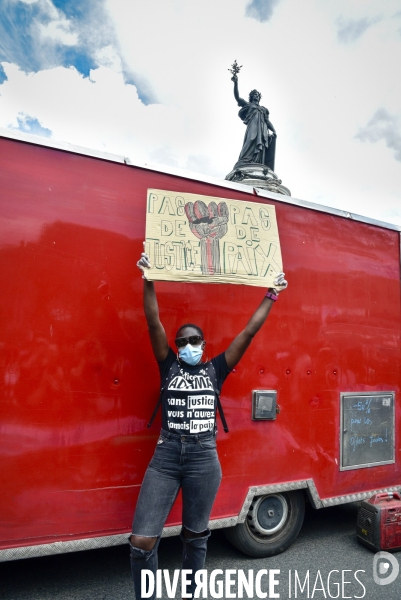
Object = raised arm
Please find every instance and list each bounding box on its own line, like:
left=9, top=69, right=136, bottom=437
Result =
left=224, top=273, right=288, bottom=370
left=137, top=247, right=169, bottom=362
left=232, top=74, right=246, bottom=106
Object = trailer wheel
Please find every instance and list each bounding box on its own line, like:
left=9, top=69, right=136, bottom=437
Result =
left=224, top=490, right=305, bottom=557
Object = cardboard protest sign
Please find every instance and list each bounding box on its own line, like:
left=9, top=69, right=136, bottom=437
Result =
left=144, top=189, right=283, bottom=287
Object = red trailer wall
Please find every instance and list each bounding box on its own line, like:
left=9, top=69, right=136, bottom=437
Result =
left=0, top=136, right=400, bottom=549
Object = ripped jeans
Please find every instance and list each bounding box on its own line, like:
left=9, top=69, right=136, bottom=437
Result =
left=129, top=428, right=222, bottom=599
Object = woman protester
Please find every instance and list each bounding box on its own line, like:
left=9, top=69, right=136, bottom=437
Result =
left=129, top=246, right=288, bottom=599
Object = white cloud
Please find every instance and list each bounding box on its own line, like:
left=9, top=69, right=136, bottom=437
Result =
left=0, top=61, right=197, bottom=168
left=38, top=18, right=78, bottom=47
left=336, top=15, right=382, bottom=43
left=94, top=44, right=122, bottom=71
left=356, top=108, right=401, bottom=161
left=245, top=0, right=281, bottom=23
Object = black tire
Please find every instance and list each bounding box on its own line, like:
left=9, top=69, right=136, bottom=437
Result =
left=224, top=490, right=305, bottom=558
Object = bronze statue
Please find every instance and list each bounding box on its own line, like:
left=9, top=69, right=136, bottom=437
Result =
left=229, top=62, right=277, bottom=172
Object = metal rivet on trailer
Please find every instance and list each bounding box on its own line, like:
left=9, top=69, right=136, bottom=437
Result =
left=307, top=370, right=311, bottom=375
left=114, top=379, right=119, bottom=385
left=286, top=369, right=291, bottom=375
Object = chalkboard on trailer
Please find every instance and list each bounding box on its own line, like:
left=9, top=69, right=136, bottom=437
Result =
left=340, top=392, right=395, bottom=471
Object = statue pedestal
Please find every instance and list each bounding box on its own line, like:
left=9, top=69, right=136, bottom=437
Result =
left=225, top=163, right=291, bottom=196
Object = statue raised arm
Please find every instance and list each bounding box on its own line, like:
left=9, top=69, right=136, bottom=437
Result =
left=231, top=74, right=243, bottom=105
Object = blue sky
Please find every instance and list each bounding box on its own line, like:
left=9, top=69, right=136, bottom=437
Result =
left=0, top=0, right=400, bottom=224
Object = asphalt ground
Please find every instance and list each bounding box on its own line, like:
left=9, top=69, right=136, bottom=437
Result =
left=1, top=502, right=401, bottom=599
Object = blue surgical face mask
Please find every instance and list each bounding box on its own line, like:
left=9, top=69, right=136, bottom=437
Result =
left=178, top=343, right=203, bottom=366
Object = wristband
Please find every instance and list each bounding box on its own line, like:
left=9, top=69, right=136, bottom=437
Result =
left=265, top=291, right=278, bottom=302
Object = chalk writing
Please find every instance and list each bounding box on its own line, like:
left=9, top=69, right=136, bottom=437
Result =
left=369, top=436, right=384, bottom=447
left=350, top=436, right=366, bottom=451
left=352, top=398, right=372, bottom=413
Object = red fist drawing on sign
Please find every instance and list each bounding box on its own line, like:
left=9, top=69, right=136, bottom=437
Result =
left=185, top=200, right=229, bottom=274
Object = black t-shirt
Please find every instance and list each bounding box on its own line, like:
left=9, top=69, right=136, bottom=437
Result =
left=158, top=348, right=230, bottom=434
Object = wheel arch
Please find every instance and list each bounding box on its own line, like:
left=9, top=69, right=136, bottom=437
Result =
left=238, top=479, right=322, bottom=524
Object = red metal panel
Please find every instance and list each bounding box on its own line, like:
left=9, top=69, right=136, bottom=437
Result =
left=0, top=136, right=400, bottom=550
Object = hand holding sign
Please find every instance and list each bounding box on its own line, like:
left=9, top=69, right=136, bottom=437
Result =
left=137, top=242, right=152, bottom=278
left=272, top=272, right=288, bottom=293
